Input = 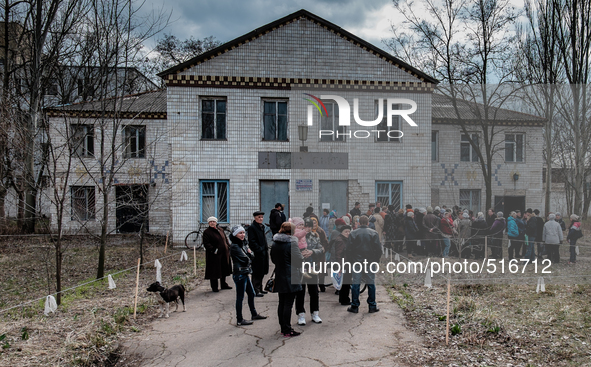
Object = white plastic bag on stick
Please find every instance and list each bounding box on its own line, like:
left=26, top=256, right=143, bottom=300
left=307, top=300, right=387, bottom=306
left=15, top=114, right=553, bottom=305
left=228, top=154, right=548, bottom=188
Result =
left=394, top=253, right=400, bottom=262
left=536, top=277, right=545, bottom=293
left=576, top=246, right=579, bottom=255
left=108, top=274, right=116, bottom=289
left=180, top=251, right=188, bottom=262
left=424, top=269, right=432, bottom=288
left=155, top=259, right=162, bottom=282
left=44, top=295, right=57, bottom=316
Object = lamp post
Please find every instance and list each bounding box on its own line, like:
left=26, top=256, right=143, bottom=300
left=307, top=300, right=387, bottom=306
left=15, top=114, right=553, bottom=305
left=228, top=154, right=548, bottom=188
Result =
left=298, top=125, right=309, bottom=152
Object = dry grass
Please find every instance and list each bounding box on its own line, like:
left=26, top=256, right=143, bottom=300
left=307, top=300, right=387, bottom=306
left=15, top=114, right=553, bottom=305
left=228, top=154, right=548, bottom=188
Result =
left=386, top=224, right=591, bottom=367
left=0, top=236, right=206, bottom=366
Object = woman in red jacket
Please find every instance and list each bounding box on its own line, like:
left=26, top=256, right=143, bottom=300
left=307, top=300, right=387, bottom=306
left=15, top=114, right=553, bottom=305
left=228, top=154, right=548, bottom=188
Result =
left=440, top=211, right=454, bottom=257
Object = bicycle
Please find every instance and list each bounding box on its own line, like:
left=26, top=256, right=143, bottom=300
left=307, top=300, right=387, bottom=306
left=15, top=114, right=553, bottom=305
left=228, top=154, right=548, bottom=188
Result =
left=185, top=223, right=231, bottom=249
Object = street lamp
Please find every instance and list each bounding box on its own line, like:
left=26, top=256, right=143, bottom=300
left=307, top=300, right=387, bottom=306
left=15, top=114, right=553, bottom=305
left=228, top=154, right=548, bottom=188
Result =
left=298, top=125, right=309, bottom=152
left=513, top=173, right=519, bottom=181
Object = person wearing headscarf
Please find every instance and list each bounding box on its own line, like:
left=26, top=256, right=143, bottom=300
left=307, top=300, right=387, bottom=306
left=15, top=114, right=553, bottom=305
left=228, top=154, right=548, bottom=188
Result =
left=229, top=225, right=267, bottom=326
left=457, top=212, right=472, bottom=258
left=202, top=216, right=232, bottom=292
left=567, top=214, right=583, bottom=264
left=332, top=225, right=352, bottom=305
left=404, top=211, right=419, bottom=257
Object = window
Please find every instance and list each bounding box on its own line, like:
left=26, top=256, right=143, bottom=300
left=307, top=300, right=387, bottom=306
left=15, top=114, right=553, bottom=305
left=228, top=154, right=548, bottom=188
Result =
left=124, top=125, right=145, bottom=158
left=459, top=189, right=481, bottom=213
left=71, top=124, right=94, bottom=157
left=432, top=131, right=439, bottom=161
left=47, top=79, right=58, bottom=96
left=263, top=100, right=288, bottom=141
left=320, top=102, right=345, bottom=141
left=201, top=98, right=226, bottom=140
left=460, top=134, right=479, bottom=162
left=71, top=186, right=95, bottom=220
left=376, top=181, right=403, bottom=210
left=375, top=100, right=401, bottom=142
left=505, top=134, right=524, bottom=162
left=78, top=78, right=94, bottom=100
left=200, top=180, right=228, bottom=223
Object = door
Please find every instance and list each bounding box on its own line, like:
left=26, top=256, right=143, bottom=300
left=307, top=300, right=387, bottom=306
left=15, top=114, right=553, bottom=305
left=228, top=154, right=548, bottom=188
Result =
left=116, top=185, right=148, bottom=233
left=503, top=196, right=526, bottom=216
left=260, top=181, right=289, bottom=225
left=319, top=180, right=348, bottom=218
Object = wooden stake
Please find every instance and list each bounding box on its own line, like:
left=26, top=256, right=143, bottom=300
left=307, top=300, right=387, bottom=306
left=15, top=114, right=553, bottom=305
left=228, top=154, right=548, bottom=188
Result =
left=193, top=246, right=197, bottom=276
left=164, top=231, right=169, bottom=254
left=133, top=258, right=141, bottom=319
left=484, top=236, right=488, bottom=259
left=446, top=277, right=451, bottom=345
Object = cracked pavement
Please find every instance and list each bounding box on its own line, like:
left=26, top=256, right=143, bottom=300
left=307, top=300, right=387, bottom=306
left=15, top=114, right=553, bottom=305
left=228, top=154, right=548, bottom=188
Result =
left=121, top=272, right=421, bottom=367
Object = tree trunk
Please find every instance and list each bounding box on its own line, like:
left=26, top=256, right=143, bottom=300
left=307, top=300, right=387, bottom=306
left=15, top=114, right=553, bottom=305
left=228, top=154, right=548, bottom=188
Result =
left=97, top=189, right=108, bottom=279
left=55, top=239, right=62, bottom=305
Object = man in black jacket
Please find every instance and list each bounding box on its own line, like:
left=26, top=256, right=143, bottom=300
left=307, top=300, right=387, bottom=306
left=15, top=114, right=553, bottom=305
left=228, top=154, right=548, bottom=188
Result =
left=248, top=211, right=269, bottom=297
left=346, top=216, right=382, bottom=314
left=349, top=202, right=362, bottom=217
left=524, top=209, right=537, bottom=261
left=269, top=203, right=286, bottom=235
left=533, top=209, right=545, bottom=260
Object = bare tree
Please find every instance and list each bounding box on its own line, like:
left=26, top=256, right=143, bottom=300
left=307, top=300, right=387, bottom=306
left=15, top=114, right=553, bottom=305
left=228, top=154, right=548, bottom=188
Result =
left=386, top=0, right=520, bottom=210
left=515, top=0, right=562, bottom=215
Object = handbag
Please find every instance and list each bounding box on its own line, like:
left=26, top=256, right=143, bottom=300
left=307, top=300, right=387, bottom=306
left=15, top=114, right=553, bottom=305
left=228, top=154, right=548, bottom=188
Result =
left=264, top=270, right=277, bottom=293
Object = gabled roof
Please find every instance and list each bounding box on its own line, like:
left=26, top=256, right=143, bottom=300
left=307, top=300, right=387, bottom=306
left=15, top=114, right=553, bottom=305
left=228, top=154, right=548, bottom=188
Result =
left=157, top=9, right=438, bottom=84
left=432, top=93, right=545, bottom=126
left=45, top=89, right=167, bottom=119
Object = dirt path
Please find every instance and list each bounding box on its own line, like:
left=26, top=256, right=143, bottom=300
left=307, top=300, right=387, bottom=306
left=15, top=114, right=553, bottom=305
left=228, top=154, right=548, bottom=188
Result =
left=119, top=276, right=422, bottom=367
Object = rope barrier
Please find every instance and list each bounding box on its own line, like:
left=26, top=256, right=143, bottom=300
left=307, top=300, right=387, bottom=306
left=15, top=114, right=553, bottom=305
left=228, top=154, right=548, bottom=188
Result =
left=0, top=250, right=185, bottom=315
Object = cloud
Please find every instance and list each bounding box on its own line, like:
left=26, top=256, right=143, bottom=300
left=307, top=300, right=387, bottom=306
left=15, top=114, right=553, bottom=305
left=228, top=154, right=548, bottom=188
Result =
left=140, top=0, right=398, bottom=51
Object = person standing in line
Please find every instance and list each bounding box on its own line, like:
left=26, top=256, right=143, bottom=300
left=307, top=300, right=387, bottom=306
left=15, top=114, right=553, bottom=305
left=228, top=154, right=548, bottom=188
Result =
left=350, top=202, right=362, bottom=217
left=489, top=212, right=506, bottom=259
left=524, top=209, right=538, bottom=261
left=533, top=209, right=545, bottom=260
left=543, top=213, right=563, bottom=263
left=373, top=207, right=385, bottom=244
left=567, top=214, right=583, bottom=265
left=229, top=226, right=268, bottom=326
left=271, top=222, right=304, bottom=337
left=366, top=203, right=376, bottom=217
left=422, top=206, right=440, bottom=257
left=507, top=211, right=520, bottom=260
left=457, top=213, right=472, bottom=259
left=555, top=212, right=566, bottom=231
left=331, top=225, right=352, bottom=305
left=319, top=209, right=331, bottom=236
left=471, top=212, right=488, bottom=259
left=440, top=211, right=454, bottom=257
left=347, top=216, right=382, bottom=314
left=202, top=216, right=232, bottom=292
left=295, top=218, right=324, bottom=325
left=248, top=211, right=269, bottom=297
left=404, top=211, right=419, bottom=257
left=514, top=210, right=526, bottom=258
left=269, top=203, right=287, bottom=235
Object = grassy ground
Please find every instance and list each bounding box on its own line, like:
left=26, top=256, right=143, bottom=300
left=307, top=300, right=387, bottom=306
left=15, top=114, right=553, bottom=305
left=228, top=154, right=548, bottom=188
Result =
left=0, top=235, right=206, bottom=366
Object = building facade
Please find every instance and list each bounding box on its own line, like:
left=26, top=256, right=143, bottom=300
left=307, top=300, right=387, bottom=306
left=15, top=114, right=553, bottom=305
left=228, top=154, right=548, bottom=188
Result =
left=45, top=10, right=545, bottom=242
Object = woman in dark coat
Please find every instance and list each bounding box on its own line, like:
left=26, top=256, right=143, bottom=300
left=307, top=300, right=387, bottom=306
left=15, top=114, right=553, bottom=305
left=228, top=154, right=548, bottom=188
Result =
left=247, top=211, right=269, bottom=296
left=404, top=211, right=419, bottom=257
left=202, top=216, right=232, bottom=292
left=332, top=225, right=352, bottom=305
left=271, top=222, right=304, bottom=337
left=229, top=226, right=267, bottom=326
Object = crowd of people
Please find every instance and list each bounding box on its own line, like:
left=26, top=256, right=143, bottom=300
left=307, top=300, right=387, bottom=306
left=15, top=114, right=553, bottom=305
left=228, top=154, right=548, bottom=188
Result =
left=200, top=201, right=584, bottom=337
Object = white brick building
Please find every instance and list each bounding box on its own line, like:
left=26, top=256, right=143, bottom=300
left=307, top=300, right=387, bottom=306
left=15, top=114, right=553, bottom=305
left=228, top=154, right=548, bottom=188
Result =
left=45, top=10, right=544, bottom=242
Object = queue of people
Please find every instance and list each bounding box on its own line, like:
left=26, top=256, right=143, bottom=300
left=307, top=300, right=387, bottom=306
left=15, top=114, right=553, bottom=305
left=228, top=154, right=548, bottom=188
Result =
left=201, top=201, right=584, bottom=338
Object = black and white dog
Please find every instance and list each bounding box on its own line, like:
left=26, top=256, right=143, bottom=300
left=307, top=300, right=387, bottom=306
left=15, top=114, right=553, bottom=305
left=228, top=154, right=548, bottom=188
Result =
left=146, top=282, right=186, bottom=318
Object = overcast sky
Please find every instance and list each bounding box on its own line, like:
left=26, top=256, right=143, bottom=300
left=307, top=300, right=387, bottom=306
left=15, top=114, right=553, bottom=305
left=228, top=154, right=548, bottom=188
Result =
left=141, top=0, right=402, bottom=52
